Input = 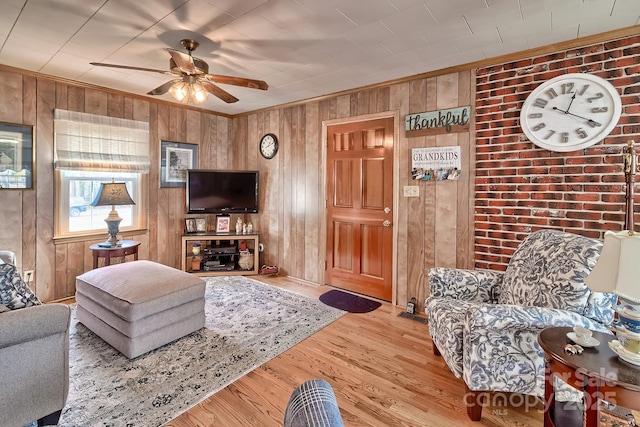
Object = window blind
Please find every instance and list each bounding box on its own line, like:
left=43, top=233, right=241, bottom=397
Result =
left=53, top=109, right=150, bottom=173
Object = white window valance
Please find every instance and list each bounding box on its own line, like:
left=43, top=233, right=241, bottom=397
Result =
left=53, top=109, right=150, bottom=173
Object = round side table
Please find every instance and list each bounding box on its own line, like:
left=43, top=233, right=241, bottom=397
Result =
left=538, top=326, right=640, bottom=427
left=90, top=240, right=140, bottom=269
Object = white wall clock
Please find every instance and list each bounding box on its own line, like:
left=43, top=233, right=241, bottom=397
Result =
left=520, top=73, right=622, bottom=152
left=259, top=133, right=278, bottom=159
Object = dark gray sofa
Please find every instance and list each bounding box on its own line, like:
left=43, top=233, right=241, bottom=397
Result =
left=0, top=251, right=71, bottom=426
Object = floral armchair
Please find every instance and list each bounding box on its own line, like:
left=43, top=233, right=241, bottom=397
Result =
left=425, top=229, right=616, bottom=420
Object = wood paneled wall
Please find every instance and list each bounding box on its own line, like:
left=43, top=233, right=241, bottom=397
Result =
left=0, top=69, right=232, bottom=302
left=0, top=66, right=475, bottom=310
left=232, top=71, right=476, bottom=310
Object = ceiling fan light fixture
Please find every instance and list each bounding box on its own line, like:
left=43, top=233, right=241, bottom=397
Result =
left=190, top=82, right=208, bottom=104
left=169, top=81, right=190, bottom=103
left=168, top=78, right=208, bottom=105
left=92, top=38, right=266, bottom=105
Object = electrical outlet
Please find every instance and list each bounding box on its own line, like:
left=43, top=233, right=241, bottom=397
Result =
left=403, top=185, right=419, bottom=197
left=24, top=270, right=34, bottom=283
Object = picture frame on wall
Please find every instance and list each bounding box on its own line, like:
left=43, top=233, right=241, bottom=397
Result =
left=160, top=141, right=198, bottom=188
left=0, top=122, right=34, bottom=189
left=216, top=215, right=230, bottom=233
left=195, top=217, right=207, bottom=233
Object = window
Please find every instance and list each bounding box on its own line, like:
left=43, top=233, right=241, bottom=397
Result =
left=53, top=110, right=150, bottom=240
left=57, top=171, right=145, bottom=238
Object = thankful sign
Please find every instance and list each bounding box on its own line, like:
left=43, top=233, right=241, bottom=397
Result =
left=405, top=106, right=471, bottom=137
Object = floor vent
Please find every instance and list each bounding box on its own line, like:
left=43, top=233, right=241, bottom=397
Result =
left=397, top=312, right=428, bottom=324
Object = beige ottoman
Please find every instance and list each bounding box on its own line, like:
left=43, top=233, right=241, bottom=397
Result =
left=75, top=260, right=206, bottom=359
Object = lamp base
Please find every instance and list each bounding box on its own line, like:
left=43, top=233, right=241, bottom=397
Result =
left=105, top=233, right=122, bottom=247
left=104, top=215, right=123, bottom=247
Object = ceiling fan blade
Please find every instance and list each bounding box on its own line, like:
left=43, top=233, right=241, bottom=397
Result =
left=90, top=62, right=172, bottom=75
left=200, top=81, right=239, bottom=104
left=205, top=74, right=268, bottom=90
left=147, top=80, right=179, bottom=96
left=166, top=48, right=197, bottom=74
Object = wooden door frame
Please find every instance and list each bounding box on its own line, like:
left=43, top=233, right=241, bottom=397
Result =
left=320, top=111, right=400, bottom=306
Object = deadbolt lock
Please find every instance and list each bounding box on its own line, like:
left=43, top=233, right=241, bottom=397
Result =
left=383, top=220, right=391, bottom=227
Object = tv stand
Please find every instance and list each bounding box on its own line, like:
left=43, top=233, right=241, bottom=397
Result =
left=180, top=233, right=259, bottom=276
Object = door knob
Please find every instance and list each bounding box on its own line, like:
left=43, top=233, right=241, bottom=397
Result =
left=384, top=207, right=391, bottom=214
left=383, top=220, right=391, bottom=227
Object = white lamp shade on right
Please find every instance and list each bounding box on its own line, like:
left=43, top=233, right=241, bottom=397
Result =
left=584, top=230, right=640, bottom=303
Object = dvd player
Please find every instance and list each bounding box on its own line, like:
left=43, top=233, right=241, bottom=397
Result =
left=203, top=262, right=236, bottom=271
left=204, top=246, right=237, bottom=255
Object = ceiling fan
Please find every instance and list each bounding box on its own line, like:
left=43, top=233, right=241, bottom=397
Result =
left=90, top=39, right=268, bottom=104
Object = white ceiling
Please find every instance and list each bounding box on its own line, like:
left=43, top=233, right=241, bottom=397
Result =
left=1, top=0, right=638, bottom=115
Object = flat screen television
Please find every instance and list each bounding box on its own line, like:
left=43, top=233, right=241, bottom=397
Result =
left=186, top=169, right=259, bottom=214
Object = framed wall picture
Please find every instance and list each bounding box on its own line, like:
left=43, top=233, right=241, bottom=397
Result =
left=160, top=141, right=198, bottom=187
left=185, top=218, right=196, bottom=234
left=0, top=122, right=34, bottom=189
left=216, top=215, right=230, bottom=233
left=195, top=217, right=207, bottom=233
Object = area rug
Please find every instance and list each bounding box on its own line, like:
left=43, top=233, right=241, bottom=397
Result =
left=53, top=276, right=345, bottom=426
left=319, top=289, right=382, bottom=313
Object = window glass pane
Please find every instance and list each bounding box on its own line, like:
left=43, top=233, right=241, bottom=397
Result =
left=61, top=170, right=140, bottom=235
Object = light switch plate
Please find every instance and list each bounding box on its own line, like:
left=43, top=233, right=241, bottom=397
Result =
left=403, top=185, right=419, bottom=197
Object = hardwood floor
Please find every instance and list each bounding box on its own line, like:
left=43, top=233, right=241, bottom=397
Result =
left=165, top=276, right=543, bottom=427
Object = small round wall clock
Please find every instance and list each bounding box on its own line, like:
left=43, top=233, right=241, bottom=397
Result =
left=259, top=133, right=278, bottom=159
left=520, top=73, right=622, bottom=152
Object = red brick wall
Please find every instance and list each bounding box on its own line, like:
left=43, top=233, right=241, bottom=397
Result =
left=474, top=34, right=640, bottom=271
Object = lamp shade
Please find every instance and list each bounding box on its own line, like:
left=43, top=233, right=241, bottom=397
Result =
left=91, top=182, right=135, bottom=207
left=584, top=230, right=640, bottom=303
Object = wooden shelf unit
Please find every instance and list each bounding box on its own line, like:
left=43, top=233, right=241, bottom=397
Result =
left=181, top=233, right=259, bottom=276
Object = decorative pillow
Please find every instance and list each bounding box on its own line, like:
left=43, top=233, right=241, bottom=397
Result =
left=0, top=264, right=41, bottom=310
left=498, top=229, right=600, bottom=315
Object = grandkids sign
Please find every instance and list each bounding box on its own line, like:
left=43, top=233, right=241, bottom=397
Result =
left=405, top=106, right=470, bottom=137
left=411, top=146, right=461, bottom=181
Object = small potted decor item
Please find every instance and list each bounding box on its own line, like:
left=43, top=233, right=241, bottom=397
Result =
left=191, top=257, right=202, bottom=271
left=192, top=242, right=202, bottom=256
left=191, top=242, right=202, bottom=271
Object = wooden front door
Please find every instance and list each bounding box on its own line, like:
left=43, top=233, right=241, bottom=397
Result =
left=325, top=117, right=394, bottom=301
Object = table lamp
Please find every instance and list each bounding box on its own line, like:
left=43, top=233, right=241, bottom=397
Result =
left=584, top=141, right=640, bottom=361
left=585, top=230, right=640, bottom=360
left=91, top=179, right=135, bottom=246
left=585, top=140, right=640, bottom=301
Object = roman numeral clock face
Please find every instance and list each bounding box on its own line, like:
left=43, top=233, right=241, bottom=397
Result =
left=520, top=73, right=622, bottom=152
